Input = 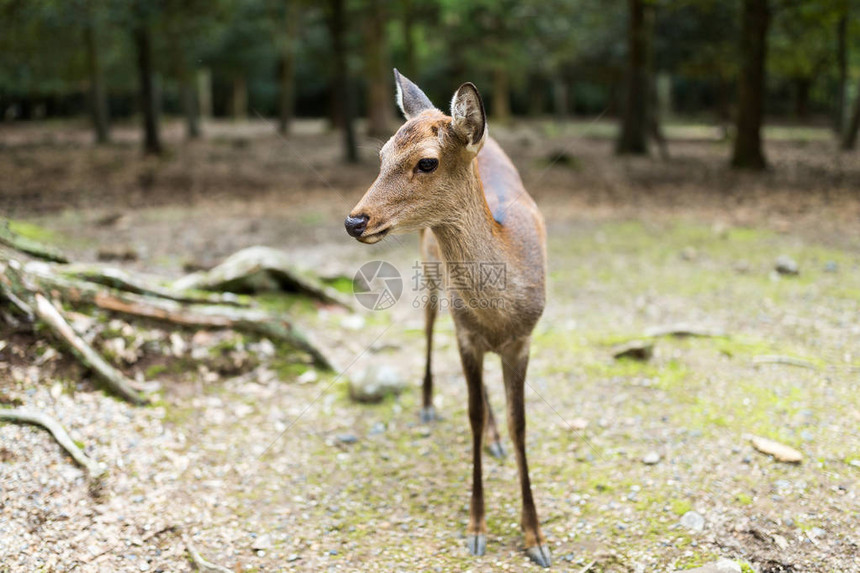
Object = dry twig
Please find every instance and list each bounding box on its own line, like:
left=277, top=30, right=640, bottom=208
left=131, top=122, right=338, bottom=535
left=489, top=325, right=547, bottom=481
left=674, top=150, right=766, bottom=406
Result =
left=0, top=408, right=105, bottom=478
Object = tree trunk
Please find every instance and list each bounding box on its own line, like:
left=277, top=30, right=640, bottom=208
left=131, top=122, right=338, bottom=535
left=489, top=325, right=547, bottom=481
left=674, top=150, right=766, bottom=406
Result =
left=328, top=0, right=358, bottom=163
left=841, top=76, right=860, bottom=150
left=278, top=0, right=299, bottom=135
left=134, top=18, right=161, bottom=155
left=492, top=67, right=511, bottom=122
left=834, top=12, right=847, bottom=134
left=180, top=72, right=200, bottom=139
left=232, top=75, right=248, bottom=120
left=527, top=72, right=545, bottom=117
left=552, top=77, right=568, bottom=119
left=197, top=69, right=213, bottom=119
left=731, top=0, right=769, bottom=170
left=365, top=0, right=393, bottom=138
left=794, top=78, right=810, bottom=119
left=616, top=0, right=651, bottom=155
left=402, top=0, right=417, bottom=76
left=84, top=15, right=109, bottom=144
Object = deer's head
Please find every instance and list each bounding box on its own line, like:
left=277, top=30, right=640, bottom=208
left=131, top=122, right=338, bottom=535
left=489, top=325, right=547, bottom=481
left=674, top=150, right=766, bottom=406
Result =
left=345, top=70, right=487, bottom=243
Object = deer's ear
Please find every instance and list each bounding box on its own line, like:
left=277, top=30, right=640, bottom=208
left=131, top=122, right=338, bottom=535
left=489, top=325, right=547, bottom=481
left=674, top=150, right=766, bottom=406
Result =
left=394, top=69, right=435, bottom=120
left=450, top=82, right=487, bottom=154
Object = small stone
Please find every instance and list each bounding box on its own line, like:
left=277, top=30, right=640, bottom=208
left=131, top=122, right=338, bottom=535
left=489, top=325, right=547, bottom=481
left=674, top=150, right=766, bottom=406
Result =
left=569, top=418, right=589, bottom=431
left=642, top=451, right=661, bottom=465
left=287, top=554, right=300, bottom=562
left=808, top=527, right=826, bottom=540
left=348, top=364, right=406, bottom=403
left=772, top=533, right=789, bottom=550
left=680, top=247, right=698, bottom=261
left=680, top=510, right=705, bottom=532
left=336, top=433, right=358, bottom=444
left=612, top=340, right=654, bottom=362
left=251, top=534, right=272, bottom=550
left=368, top=421, right=386, bottom=435
left=340, top=315, right=366, bottom=331
left=297, top=370, right=318, bottom=384
left=824, top=261, right=838, bottom=273
left=775, top=255, right=799, bottom=276
left=678, top=558, right=741, bottom=573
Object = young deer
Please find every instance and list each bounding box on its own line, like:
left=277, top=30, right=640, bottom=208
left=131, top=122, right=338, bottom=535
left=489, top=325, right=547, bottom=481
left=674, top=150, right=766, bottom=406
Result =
left=345, top=70, right=550, bottom=567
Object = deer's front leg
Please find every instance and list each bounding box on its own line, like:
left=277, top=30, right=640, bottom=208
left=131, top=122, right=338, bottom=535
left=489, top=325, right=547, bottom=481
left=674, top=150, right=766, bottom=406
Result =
left=501, top=338, right=551, bottom=568
left=459, top=340, right=487, bottom=556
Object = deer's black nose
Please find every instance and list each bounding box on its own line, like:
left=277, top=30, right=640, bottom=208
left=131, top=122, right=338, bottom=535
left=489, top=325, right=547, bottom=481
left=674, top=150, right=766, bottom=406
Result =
left=344, top=214, right=369, bottom=238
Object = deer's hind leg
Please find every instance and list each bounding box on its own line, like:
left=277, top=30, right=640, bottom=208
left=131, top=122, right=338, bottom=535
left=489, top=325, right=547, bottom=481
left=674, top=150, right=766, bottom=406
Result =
left=420, top=287, right=439, bottom=422
left=482, top=382, right=505, bottom=459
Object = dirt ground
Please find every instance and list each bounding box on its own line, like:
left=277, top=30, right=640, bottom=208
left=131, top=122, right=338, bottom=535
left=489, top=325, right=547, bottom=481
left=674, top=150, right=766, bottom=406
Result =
left=1, top=119, right=859, bottom=572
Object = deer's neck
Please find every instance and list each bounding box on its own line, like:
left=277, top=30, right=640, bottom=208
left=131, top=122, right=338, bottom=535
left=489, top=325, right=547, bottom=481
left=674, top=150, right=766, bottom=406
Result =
left=431, top=164, right=509, bottom=285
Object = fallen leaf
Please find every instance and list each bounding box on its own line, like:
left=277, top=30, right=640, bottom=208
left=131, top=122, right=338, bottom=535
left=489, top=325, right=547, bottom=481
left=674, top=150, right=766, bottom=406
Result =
left=750, top=436, right=802, bottom=463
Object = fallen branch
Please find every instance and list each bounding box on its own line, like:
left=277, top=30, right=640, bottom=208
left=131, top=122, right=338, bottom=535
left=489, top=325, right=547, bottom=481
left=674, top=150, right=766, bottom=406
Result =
left=752, top=354, right=819, bottom=370
left=59, top=263, right=248, bottom=307
left=0, top=408, right=105, bottom=478
left=174, top=246, right=353, bottom=311
left=644, top=323, right=726, bottom=338
left=34, top=293, right=149, bottom=405
left=0, top=219, right=68, bottom=263
left=26, top=261, right=335, bottom=371
left=182, top=533, right=233, bottom=573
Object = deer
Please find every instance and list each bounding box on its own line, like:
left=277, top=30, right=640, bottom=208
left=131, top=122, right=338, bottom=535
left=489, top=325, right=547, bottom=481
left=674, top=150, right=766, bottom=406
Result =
left=344, top=70, right=550, bottom=567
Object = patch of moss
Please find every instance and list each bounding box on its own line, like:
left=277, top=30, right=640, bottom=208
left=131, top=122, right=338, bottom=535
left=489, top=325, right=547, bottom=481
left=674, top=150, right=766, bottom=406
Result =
left=321, top=276, right=354, bottom=295
left=145, top=364, right=167, bottom=378
left=670, top=499, right=692, bottom=516
left=7, top=220, right=58, bottom=243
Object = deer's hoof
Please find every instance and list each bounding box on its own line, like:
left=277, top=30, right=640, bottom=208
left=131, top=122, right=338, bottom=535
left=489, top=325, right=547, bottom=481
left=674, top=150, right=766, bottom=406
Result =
left=486, top=440, right=506, bottom=459
left=419, top=406, right=438, bottom=423
left=526, top=544, right=552, bottom=568
left=466, top=534, right=486, bottom=556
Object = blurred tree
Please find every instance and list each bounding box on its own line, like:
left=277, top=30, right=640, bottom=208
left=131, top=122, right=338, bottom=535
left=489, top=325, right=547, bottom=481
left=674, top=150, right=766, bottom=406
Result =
left=769, top=0, right=835, bottom=119
left=277, top=0, right=300, bottom=135
left=834, top=2, right=848, bottom=133
left=842, top=76, right=860, bottom=150
left=327, top=0, right=358, bottom=162
left=731, top=0, right=769, bottom=170
left=617, top=0, right=652, bottom=155
left=132, top=0, right=162, bottom=154
left=83, top=0, right=110, bottom=143
left=163, top=0, right=214, bottom=139
left=365, top=0, right=393, bottom=137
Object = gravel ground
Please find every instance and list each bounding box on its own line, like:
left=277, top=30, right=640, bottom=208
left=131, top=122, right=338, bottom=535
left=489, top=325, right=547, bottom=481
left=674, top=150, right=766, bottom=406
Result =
left=1, top=121, right=859, bottom=572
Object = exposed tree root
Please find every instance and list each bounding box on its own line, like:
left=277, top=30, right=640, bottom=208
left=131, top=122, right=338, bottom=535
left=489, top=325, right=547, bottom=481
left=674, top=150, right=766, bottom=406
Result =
left=25, top=262, right=335, bottom=370
left=33, top=293, right=149, bottom=404
left=182, top=533, right=233, bottom=573
left=0, top=219, right=68, bottom=263
left=0, top=408, right=105, bottom=478
left=59, top=263, right=248, bottom=307
left=752, top=354, right=819, bottom=370
left=174, top=245, right=354, bottom=310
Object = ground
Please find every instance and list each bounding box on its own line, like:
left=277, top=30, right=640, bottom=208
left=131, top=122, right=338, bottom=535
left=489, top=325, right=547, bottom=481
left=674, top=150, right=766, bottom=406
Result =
left=0, top=118, right=858, bottom=572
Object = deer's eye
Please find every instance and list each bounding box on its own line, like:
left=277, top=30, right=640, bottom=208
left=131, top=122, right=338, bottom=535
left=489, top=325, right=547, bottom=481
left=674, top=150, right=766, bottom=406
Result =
left=416, top=158, right=438, bottom=173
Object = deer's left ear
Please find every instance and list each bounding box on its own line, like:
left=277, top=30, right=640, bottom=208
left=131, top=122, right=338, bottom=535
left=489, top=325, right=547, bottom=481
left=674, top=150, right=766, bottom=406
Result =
left=450, top=82, right=487, bottom=154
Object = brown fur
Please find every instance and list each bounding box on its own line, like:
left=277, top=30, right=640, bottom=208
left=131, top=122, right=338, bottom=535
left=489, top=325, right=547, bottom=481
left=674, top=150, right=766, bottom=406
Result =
left=348, top=79, right=550, bottom=566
